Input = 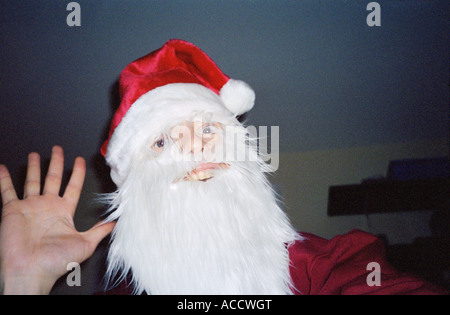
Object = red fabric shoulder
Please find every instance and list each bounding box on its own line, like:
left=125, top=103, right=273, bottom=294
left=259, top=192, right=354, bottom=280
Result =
left=288, top=230, right=446, bottom=295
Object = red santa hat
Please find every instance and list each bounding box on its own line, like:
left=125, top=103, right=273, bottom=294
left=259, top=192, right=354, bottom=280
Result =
left=101, top=39, right=255, bottom=186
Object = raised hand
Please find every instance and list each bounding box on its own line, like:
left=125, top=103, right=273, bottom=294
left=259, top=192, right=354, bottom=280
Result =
left=0, top=146, right=115, bottom=294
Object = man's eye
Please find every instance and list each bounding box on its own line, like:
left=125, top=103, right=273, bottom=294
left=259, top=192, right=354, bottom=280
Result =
left=155, top=139, right=164, bottom=148
left=151, top=137, right=165, bottom=152
left=202, top=126, right=213, bottom=134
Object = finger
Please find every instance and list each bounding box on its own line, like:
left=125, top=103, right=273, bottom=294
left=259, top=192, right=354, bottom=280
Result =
left=0, top=164, right=18, bottom=205
left=23, top=152, right=41, bottom=198
left=82, top=221, right=116, bottom=256
left=43, top=146, right=64, bottom=195
left=63, top=157, right=86, bottom=213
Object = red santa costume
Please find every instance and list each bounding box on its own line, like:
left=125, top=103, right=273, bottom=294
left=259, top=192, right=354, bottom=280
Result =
left=99, top=39, right=445, bottom=295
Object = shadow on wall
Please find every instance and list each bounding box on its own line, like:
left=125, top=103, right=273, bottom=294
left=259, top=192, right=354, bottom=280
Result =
left=91, top=79, right=121, bottom=195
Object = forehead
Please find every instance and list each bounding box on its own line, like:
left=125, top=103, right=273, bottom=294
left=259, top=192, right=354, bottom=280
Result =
left=168, top=120, right=222, bottom=136
left=172, top=119, right=223, bottom=128
left=160, top=111, right=234, bottom=133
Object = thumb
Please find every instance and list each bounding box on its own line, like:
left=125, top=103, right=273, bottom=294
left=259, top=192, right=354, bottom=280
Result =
left=82, top=221, right=116, bottom=254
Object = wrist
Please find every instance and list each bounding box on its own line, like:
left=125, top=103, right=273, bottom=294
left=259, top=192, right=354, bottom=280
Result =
left=1, top=271, right=55, bottom=295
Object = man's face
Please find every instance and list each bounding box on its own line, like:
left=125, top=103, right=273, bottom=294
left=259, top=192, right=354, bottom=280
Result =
left=149, top=119, right=230, bottom=181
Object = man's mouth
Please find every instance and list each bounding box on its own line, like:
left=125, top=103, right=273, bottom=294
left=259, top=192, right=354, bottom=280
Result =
left=183, top=162, right=229, bottom=181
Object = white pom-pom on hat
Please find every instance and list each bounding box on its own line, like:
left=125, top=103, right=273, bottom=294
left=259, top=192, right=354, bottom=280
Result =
left=220, top=79, right=255, bottom=116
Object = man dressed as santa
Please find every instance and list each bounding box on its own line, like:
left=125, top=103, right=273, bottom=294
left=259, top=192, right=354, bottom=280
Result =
left=0, top=40, right=445, bottom=295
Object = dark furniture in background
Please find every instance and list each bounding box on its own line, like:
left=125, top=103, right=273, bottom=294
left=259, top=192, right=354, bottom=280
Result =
left=327, top=158, right=450, bottom=290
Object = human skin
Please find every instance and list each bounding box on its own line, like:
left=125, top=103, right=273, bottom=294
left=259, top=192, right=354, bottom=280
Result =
left=0, top=146, right=115, bottom=294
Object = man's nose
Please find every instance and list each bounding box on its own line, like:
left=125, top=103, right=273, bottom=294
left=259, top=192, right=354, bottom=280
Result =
left=174, top=123, right=204, bottom=154
left=188, top=130, right=204, bottom=154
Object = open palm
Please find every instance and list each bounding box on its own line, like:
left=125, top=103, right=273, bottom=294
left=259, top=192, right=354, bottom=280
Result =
left=0, top=146, right=115, bottom=294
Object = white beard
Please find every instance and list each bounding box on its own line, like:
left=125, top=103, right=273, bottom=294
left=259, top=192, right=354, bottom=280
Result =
left=102, top=125, right=300, bottom=295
